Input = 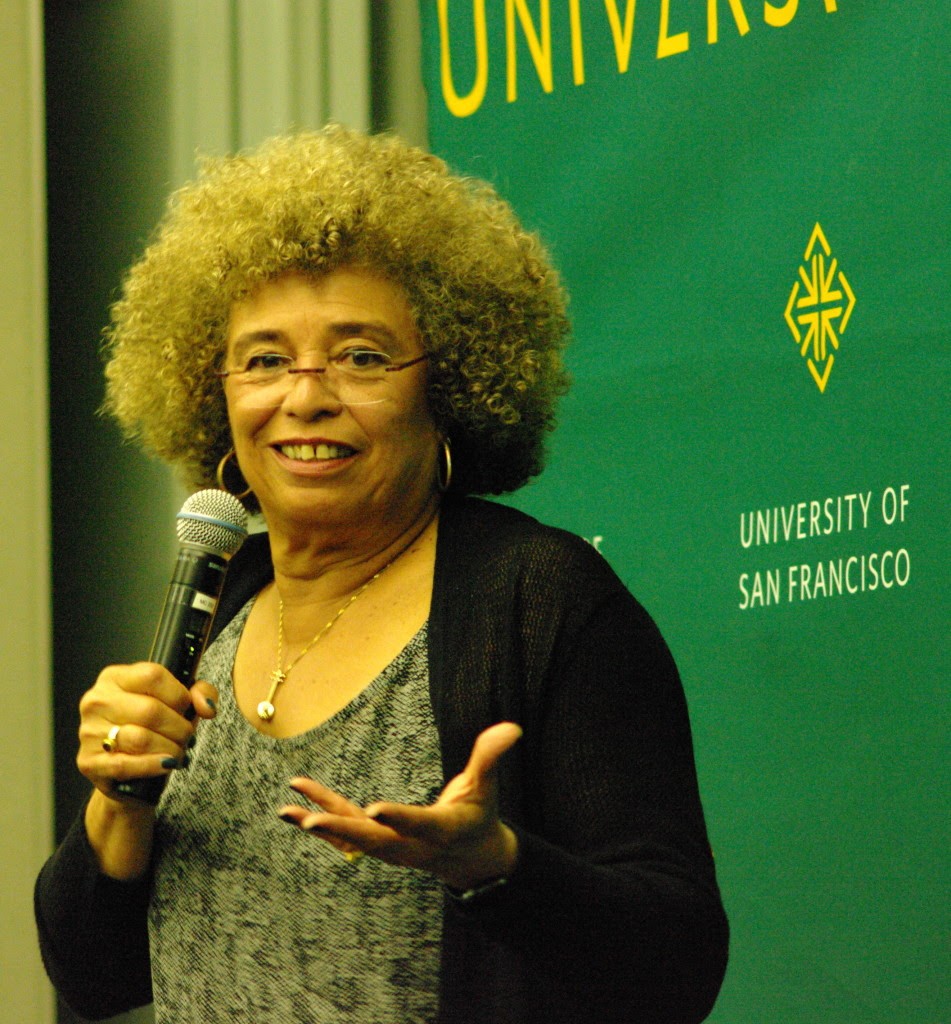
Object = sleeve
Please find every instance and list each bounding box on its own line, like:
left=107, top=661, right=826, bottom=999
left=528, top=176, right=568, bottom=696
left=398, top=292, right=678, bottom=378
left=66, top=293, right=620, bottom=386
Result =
left=34, top=805, right=153, bottom=1021
left=442, top=571, right=729, bottom=1024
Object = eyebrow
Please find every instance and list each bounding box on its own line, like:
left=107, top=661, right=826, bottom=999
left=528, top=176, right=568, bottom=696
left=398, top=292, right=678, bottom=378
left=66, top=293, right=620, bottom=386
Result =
left=328, top=321, right=403, bottom=347
left=229, top=321, right=406, bottom=360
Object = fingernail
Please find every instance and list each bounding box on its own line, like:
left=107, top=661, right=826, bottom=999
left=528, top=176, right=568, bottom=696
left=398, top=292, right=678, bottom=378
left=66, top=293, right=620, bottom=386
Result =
left=278, top=811, right=297, bottom=824
left=161, top=756, right=180, bottom=770
left=187, top=735, right=197, bottom=749
left=205, top=697, right=217, bottom=713
left=181, top=754, right=191, bottom=769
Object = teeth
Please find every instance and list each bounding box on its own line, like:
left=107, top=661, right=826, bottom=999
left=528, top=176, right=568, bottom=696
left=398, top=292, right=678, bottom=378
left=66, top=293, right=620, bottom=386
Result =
left=280, top=444, right=352, bottom=461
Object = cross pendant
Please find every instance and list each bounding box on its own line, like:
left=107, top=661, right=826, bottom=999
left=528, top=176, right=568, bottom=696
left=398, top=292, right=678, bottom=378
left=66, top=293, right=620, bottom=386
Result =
left=258, top=669, right=286, bottom=721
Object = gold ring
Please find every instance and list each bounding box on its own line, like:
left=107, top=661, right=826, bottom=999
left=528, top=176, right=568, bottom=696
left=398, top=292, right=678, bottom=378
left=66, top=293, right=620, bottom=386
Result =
left=342, top=850, right=365, bottom=864
left=102, top=725, right=121, bottom=753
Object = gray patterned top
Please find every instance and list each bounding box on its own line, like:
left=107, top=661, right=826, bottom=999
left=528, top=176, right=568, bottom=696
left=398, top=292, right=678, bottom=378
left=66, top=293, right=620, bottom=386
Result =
left=149, top=599, right=443, bottom=1023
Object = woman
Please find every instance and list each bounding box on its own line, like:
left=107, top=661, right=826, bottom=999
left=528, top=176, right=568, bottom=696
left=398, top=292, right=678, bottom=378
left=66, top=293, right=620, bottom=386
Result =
left=36, top=126, right=728, bottom=1023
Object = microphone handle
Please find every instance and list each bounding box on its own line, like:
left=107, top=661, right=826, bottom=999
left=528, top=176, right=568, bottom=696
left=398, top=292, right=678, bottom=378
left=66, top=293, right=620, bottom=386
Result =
left=114, top=545, right=229, bottom=804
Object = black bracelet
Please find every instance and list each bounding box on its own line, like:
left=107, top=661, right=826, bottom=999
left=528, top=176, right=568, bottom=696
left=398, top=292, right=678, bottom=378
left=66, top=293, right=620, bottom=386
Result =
left=447, top=875, right=509, bottom=903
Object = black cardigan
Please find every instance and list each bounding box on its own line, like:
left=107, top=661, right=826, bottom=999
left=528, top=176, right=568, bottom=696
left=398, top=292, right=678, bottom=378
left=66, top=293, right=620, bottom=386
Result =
left=36, top=496, right=728, bottom=1022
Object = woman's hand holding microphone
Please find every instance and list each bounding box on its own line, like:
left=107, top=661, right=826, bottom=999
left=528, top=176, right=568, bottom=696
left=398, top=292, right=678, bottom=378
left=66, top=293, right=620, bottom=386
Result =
left=77, top=662, right=218, bottom=879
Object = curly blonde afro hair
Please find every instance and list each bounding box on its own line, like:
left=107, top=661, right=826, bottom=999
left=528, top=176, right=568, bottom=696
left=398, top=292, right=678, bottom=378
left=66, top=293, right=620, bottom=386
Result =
left=102, top=125, right=570, bottom=498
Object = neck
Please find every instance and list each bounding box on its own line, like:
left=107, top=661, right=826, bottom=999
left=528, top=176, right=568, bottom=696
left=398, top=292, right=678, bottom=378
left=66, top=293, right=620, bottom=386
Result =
left=265, top=493, right=441, bottom=611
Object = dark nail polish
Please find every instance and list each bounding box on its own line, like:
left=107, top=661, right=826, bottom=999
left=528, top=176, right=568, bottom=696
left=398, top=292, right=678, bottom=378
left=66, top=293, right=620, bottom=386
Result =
left=278, top=811, right=297, bottom=824
left=205, top=698, right=217, bottom=713
left=161, top=756, right=180, bottom=770
left=187, top=735, right=197, bottom=749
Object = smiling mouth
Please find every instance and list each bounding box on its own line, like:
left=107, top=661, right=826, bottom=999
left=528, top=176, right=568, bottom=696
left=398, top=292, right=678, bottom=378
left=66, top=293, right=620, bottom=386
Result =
left=278, top=443, right=356, bottom=462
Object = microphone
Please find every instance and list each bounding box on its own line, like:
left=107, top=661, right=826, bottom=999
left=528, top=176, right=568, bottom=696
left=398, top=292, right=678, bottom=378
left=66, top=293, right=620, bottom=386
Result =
left=114, top=489, right=248, bottom=803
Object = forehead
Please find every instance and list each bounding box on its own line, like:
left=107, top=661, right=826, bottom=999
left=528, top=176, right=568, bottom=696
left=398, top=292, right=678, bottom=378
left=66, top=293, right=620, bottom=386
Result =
left=225, top=267, right=417, bottom=351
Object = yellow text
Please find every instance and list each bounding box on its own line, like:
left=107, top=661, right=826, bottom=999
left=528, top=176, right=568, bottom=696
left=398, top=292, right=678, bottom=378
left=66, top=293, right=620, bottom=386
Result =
left=438, top=0, right=839, bottom=117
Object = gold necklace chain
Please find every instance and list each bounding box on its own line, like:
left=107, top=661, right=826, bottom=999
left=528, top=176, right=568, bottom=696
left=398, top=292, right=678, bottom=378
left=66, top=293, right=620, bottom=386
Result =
left=256, top=566, right=388, bottom=722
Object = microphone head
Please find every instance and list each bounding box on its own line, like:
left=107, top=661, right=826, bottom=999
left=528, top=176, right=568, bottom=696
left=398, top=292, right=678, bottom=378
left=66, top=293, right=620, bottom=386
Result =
left=176, top=489, right=249, bottom=555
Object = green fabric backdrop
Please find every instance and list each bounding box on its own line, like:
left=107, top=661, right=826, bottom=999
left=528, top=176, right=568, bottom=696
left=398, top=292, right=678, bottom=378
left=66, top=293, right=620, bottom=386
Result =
left=419, top=2, right=949, bottom=1019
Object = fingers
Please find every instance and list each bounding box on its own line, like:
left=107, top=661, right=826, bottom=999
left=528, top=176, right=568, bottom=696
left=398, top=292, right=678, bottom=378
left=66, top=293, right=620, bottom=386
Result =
left=189, top=679, right=220, bottom=720
left=80, top=662, right=192, bottom=734
left=282, top=778, right=371, bottom=835
left=103, top=661, right=193, bottom=711
left=77, top=663, right=216, bottom=795
left=363, top=801, right=444, bottom=840
left=437, top=722, right=522, bottom=807
left=287, top=776, right=365, bottom=816
left=462, top=722, right=523, bottom=783
left=279, top=781, right=385, bottom=858
left=277, top=723, right=524, bottom=882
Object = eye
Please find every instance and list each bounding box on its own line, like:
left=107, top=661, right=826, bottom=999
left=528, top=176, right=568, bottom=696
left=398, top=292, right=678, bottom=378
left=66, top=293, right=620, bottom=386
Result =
left=334, top=348, right=393, bottom=372
left=243, top=352, right=293, bottom=374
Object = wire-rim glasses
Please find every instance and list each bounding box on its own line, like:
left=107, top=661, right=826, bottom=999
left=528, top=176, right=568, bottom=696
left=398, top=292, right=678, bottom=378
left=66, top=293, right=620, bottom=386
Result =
left=214, top=350, right=429, bottom=407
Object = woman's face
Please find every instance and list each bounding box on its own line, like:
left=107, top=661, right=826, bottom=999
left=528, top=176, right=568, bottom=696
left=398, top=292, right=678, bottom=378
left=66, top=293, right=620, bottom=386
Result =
left=222, top=267, right=439, bottom=538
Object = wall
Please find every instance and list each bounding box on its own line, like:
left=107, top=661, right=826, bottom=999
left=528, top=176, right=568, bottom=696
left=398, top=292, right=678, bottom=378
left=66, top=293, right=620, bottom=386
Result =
left=0, top=2, right=54, bottom=1021
left=420, top=2, right=949, bottom=1020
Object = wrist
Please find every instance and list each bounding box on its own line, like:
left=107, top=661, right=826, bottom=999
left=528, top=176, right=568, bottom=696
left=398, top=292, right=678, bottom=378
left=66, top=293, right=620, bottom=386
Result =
left=442, top=822, right=518, bottom=893
left=85, top=788, right=156, bottom=880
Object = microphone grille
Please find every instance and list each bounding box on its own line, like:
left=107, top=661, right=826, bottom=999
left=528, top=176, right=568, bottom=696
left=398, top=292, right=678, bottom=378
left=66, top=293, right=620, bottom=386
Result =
left=176, top=489, right=249, bottom=555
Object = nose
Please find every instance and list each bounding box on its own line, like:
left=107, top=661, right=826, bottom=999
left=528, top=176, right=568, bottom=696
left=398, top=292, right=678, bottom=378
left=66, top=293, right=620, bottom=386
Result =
left=280, top=368, right=344, bottom=418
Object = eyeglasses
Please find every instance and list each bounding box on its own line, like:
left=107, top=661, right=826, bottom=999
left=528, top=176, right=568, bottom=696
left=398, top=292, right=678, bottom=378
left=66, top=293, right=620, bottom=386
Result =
left=215, top=350, right=429, bottom=407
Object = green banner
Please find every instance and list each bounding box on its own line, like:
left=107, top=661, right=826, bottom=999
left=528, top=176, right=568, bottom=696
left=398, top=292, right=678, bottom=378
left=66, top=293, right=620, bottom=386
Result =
left=420, top=2, right=949, bottom=1019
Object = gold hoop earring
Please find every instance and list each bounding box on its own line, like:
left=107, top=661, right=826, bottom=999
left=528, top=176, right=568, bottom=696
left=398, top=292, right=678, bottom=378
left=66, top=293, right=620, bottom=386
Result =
left=216, top=449, right=253, bottom=500
left=437, top=437, right=453, bottom=493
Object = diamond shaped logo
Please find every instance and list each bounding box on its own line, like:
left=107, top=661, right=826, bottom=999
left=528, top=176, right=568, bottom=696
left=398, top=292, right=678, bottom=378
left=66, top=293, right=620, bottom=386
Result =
left=784, top=223, right=856, bottom=392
